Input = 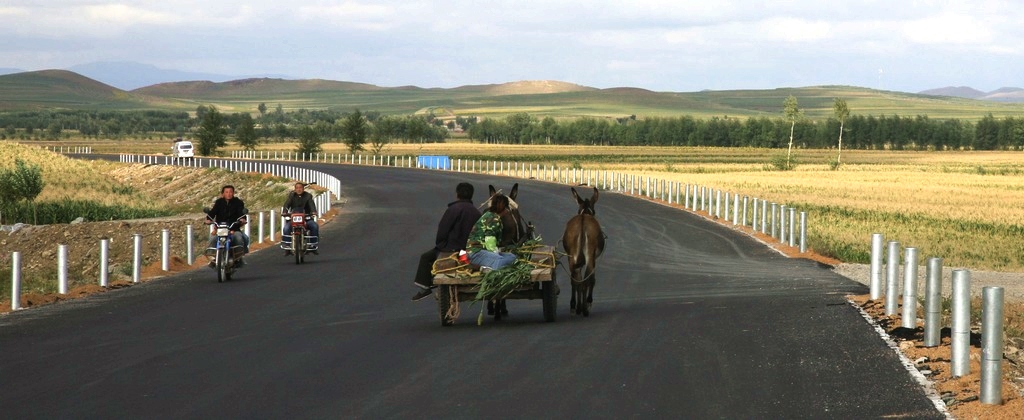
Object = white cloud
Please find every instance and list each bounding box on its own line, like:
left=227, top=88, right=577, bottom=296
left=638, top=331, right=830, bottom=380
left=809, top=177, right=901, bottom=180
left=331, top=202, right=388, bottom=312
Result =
left=902, top=13, right=992, bottom=45
left=81, top=4, right=181, bottom=25
left=295, top=1, right=398, bottom=31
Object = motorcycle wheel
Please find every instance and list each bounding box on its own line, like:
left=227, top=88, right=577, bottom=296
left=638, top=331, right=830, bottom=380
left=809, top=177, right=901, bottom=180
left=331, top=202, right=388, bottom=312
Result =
left=294, top=232, right=303, bottom=264
left=217, top=253, right=226, bottom=283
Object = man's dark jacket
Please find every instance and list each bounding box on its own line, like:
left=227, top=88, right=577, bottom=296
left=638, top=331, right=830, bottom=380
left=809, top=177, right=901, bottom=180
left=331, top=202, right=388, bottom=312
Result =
left=435, top=199, right=481, bottom=252
left=209, top=197, right=246, bottom=226
left=282, top=191, right=318, bottom=215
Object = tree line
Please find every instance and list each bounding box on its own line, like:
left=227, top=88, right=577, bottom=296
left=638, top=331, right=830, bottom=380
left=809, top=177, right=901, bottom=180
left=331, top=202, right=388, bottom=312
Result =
left=0, top=106, right=451, bottom=151
left=468, top=112, right=1020, bottom=151
left=3, top=103, right=1024, bottom=152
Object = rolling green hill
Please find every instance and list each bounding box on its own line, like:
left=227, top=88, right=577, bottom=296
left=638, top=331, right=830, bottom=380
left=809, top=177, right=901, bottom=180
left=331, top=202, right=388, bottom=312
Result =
left=2, top=70, right=1023, bottom=121
left=0, top=70, right=194, bottom=111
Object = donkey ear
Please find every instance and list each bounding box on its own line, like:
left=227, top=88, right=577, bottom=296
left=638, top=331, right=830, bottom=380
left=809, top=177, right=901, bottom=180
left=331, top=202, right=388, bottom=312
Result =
left=571, top=187, right=582, bottom=205
left=591, top=187, right=600, bottom=206
left=488, top=185, right=497, bottom=196
left=509, top=183, right=519, bottom=200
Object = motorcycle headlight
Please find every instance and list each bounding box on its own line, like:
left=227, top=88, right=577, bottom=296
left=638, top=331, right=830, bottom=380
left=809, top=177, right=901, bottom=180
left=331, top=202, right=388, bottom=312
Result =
left=217, top=228, right=230, bottom=236
left=292, top=215, right=304, bottom=223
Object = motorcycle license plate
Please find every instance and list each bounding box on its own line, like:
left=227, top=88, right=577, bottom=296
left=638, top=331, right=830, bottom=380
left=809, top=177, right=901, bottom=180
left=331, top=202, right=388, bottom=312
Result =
left=217, top=227, right=230, bottom=236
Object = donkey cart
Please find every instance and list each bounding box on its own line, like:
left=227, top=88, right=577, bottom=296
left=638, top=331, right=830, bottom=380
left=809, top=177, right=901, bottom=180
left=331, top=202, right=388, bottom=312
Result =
left=431, top=245, right=558, bottom=326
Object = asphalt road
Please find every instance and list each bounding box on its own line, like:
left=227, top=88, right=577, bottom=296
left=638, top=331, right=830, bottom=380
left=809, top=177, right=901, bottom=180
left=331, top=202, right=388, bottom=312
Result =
left=0, top=161, right=944, bottom=419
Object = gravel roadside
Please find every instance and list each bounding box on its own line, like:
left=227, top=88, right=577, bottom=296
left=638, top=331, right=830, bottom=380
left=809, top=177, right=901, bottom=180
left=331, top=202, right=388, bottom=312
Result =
left=833, top=262, right=1024, bottom=302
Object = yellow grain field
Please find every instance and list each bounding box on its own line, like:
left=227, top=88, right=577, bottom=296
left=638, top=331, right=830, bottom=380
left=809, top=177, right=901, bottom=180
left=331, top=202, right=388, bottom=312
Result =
left=32, top=141, right=1024, bottom=271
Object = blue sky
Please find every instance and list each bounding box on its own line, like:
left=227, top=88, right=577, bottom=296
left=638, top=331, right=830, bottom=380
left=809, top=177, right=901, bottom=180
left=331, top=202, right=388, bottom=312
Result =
left=1, top=0, right=1021, bottom=92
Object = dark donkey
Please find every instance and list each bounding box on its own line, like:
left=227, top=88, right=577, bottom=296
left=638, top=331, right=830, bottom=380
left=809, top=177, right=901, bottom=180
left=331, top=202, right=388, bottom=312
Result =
left=484, top=183, right=534, bottom=318
left=562, top=187, right=605, bottom=316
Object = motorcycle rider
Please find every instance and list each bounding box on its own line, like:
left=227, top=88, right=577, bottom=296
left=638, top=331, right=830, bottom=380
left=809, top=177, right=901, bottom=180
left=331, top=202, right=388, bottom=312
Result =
left=281, top=182, right=319, bottom=255
left=205, top=185, right=249, bottom=265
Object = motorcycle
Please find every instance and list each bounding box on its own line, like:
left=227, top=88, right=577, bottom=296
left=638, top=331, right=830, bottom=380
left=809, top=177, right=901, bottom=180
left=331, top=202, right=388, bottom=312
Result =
left=203, top=208, right=248, bottom=282
left=282, top=209, right=317, bottom=264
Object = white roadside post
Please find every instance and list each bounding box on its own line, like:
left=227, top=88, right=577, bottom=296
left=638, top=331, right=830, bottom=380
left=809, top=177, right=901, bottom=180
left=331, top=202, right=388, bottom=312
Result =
left=258, top=212, right=265, bottom=244
left=951, top=269, right=971, bottom=377
left=11, top=252, right=21, bottom=310
left=901, top=247, right=919, bottom=328
left=58, top=244, right=68, bottom=294
left=186, top=225, right=194, bottom=265
left=885, top=241, right=901, bottom=315
left=981, top=286, right=1005, bottom=405
left=133, top=234, right=143, bottom=283
left=161, top=229, right=170, bottom=271
left=869, top=233, right=884, bottom=300
left=99, top=239, right=109, bottom=287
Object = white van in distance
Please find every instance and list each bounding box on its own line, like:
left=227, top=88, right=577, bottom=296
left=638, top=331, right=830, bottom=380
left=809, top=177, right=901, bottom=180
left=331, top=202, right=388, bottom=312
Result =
left=172, top=138, right=195, bottom=159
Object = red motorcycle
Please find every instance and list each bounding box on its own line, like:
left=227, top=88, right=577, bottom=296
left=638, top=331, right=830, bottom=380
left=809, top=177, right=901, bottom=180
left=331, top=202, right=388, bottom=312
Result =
left=284, top=211, right=317, bottom=264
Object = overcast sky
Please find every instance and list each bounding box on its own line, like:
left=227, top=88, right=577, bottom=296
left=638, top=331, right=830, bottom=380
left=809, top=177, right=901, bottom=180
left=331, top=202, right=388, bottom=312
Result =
left=1, top=1, right=1021, bottom=93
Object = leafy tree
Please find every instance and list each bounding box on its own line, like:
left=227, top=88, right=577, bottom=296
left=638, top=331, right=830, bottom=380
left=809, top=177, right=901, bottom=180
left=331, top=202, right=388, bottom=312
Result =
left=195, top=105, right=227, bottom=155
left=505, top=112, right=535, bottom=144
left=370, top=116, right=400, bottom=154
left=273, top=123, right=290, bottom=141
left=783, top=95, right=801, bottom=169
left=257, top=103, right=267, bottom=118
left=235, top=113, right=258, bottom=150
left=833, top=98, right=850, bottom=165
left=296, top=125, right=324, bottom=155
left=195, top=105, right=210, bottom=122
left=46, top=122, right=62, bottom=140
left=0, top=159, right=45, bottom=224
left=341, top=109, right=369, bottom=153
left=975, top=114, right=999, bottom=150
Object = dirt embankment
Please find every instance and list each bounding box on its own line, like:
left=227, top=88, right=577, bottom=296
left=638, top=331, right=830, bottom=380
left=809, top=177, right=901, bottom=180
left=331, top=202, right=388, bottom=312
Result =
left=0, top=162, right=333, bottom=311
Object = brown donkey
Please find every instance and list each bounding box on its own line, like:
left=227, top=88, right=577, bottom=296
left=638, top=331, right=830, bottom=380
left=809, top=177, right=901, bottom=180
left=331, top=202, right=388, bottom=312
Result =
left=562, top=187, right=605, bottom=316
left=484, top=183, right=534, bottom=319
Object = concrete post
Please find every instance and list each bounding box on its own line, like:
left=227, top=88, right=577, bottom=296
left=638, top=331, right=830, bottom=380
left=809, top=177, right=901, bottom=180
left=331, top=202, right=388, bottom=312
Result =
left=951, top=269, right=971, bottom=377
left=58, top=244, right=68, bottom=294
left=161, top=229, right=170, bottom=271
left=258, top=212, right=265, bottom=244
left=885, top=241, right=900, bottom=315
left=923, top=257, right=943, bottom=347
left=100, top=239, right=109, bottom=287
left=901, top=247, right=919, bottom=328
left=133, top=234, right=143, bottom=283
left=269, top=210, right=276, bottom=242
left=870, top=233, right=884, bottom=300
left=11, top=252, right=21, bottom=310
left=186, top=225, right=194, bottom=265
left=788, top=208, right=796, bottom=247
left=799, top=211, right=807, bottom=253
left=981, top=286, right=1004, bottom=405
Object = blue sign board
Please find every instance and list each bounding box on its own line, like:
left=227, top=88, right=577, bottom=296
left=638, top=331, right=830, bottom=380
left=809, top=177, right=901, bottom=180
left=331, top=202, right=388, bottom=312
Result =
left=417, top=155, right=451, bottom=170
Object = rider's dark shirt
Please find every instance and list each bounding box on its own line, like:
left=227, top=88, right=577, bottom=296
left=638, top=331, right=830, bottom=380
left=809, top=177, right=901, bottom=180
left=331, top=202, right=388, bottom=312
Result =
left=282, top=191, right=318, bottom=215
left=209, top=197, right=246, bottom=225
left=435, top=199, right=481, bottom=252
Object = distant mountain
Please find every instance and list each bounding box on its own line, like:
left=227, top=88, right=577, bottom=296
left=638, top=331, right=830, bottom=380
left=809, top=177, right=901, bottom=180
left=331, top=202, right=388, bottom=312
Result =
left=919, top=86, right=1024, bottom=102
left=66, top=61, right=289, bottom=91
left=450, top=80, right=597, bottom=95
left=0, top=69, right=189, bottom=110
left=133, top=77, right=384, bottom=98
left=919, top=86, right=985, bottom=99
left=4, top=69, right=1024, bottom=119
left=0, top=68, right=23, bottom=76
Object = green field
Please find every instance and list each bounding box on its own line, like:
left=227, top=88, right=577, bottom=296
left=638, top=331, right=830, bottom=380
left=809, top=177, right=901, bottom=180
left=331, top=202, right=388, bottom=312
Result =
left=3, top=70, right=1024, bottom=121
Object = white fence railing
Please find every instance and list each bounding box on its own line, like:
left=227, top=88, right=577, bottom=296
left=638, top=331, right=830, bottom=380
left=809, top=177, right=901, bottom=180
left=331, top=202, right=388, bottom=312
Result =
left=6, top=153, right=342, bottom=310
left=225, top=150, right=809, bottom=254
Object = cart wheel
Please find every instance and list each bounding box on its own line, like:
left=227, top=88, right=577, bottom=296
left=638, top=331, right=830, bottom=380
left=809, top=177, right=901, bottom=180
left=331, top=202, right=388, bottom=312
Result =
left=437, top=286, right=454, bottom=327
left=542, top=276, right=557, bottom=323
